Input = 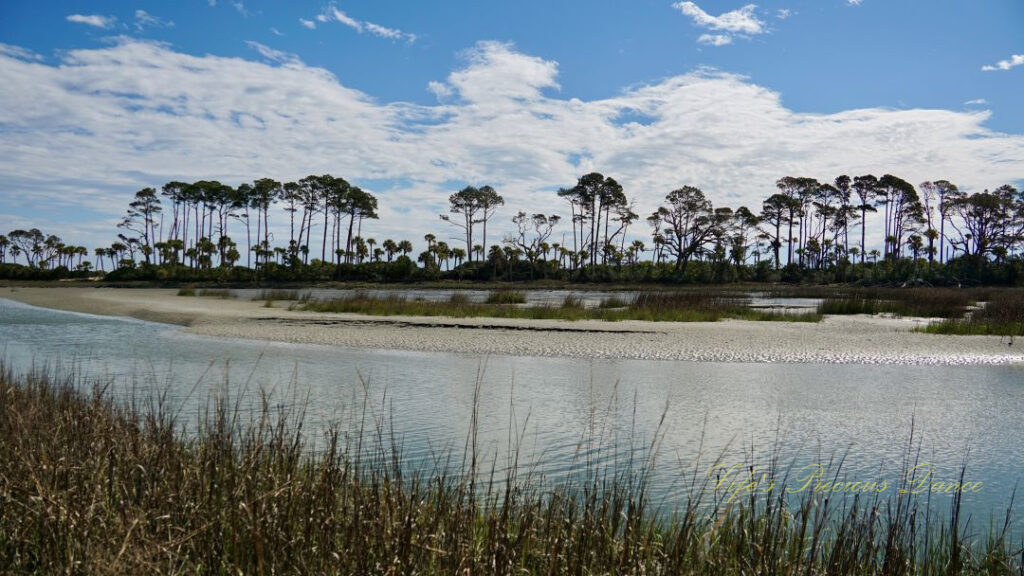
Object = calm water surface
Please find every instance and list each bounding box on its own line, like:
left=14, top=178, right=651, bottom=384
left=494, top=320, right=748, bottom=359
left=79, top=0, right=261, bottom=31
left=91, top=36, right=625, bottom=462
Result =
left=1, top=297, right=1021, bottom=526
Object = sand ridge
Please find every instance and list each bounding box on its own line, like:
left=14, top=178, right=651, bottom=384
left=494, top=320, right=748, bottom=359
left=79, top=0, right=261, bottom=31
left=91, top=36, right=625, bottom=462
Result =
left=3, top=286, right=1022, bottom=366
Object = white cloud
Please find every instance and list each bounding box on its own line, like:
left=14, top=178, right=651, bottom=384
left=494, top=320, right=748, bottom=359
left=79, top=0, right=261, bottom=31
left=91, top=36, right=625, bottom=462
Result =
left=299, top=18, right=316, bottom=30
left=981, top=54, right=1024, bottom=72
left=0, top=43, right=43, bottom=61
left=698, top=34, right=733, bottom=46
left=315, top=4, right=417, bottom=42
left=0, top=39, right=1022, bottom=253
left=330, top=7, right=363, bottom=32
left=134, top=10, right=174, bottom=30
left=776, top=9, right=792, bottom=20
left=964, top=99, right=988, bottom=106
left=66, top=14, right=117, bottom=29
left=672, top=2, right=765, bottom=46
left=672, top=2, right=765, bottom=34
left=245, top=41, right=300, bottom=65
left=233, top=2, right=249, bottom=17
left=848, top=0, right=863, bottom=5
left=427, top=80, right=453, bottom=100
left=365, top=22, right=416, bottom=43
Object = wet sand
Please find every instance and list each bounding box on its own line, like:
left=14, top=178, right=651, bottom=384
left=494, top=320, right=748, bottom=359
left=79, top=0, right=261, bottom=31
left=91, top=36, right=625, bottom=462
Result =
left=3, top=287, right=1022, bottom=365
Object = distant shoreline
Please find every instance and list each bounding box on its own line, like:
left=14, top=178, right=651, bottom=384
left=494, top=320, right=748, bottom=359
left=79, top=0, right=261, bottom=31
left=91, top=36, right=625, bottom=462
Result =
left=3, top=287, right=1023, bottom=366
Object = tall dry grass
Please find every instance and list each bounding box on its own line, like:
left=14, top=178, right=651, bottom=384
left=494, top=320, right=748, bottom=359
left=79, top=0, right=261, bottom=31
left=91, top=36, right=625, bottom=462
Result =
left=2, top=363, right=1019, bottom=574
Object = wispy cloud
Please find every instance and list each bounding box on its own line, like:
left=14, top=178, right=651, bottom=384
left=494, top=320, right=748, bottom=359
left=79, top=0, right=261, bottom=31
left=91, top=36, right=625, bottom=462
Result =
left=134, top=10, right=174, bottom=31
left=329, top=7, right=363, bottom=31
left=233, top=2, right=250, bottom=17
left=312, top=4, right=417, bottom=42
left=66, top=14, right=117, bottom=29
left=698, top=34, right=732, bottom=46
left=672, top=2, right=765, bottom=46
left=0, top=43, right=43, bottom=61
left=847, top=0, right=863, bottom=5
left=981, top=54, right=1024, bottom=72
left=776, top=9, right=792, bottom=20
left=964, top=99, right=988, bottom=106
left=245, top=41, right=300, bottom=65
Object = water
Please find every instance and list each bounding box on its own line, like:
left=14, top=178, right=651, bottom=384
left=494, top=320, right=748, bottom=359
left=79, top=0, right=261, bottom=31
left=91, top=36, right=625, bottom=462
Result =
left=1, top=297, right=1021, bottom=526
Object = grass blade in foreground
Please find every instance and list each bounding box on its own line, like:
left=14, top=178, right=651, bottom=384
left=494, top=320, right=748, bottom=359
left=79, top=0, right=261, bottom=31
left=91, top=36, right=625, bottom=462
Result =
left=0, top=364, right=1020, bottom=575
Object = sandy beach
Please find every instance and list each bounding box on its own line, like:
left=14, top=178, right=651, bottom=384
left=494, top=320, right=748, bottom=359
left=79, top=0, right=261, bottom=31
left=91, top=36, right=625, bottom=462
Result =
left=2, top=286, right=1022, bottom=365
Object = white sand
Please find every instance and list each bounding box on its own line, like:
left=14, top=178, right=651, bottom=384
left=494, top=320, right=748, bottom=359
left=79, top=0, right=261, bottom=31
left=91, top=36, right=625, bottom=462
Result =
left=3, top=286, right=1022, bottom=365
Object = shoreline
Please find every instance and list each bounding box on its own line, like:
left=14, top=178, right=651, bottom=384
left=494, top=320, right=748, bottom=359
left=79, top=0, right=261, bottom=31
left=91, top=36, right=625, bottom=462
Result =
left=3, top=286, right=1022, bottom=366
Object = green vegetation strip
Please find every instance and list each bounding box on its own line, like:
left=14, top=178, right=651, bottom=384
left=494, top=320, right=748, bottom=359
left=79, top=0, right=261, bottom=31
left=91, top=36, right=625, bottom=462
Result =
left=920, top=293, right=1024, bottom=336
left=815, top=287, right=973, bottom=318
left=2, top=365, right=1019, bottom=574
left=301, top=290, right=822, bottom=323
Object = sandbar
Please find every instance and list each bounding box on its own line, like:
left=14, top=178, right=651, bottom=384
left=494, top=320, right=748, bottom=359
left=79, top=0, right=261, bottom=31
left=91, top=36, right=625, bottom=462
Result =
left=2, top=286, right=1022, bottom=365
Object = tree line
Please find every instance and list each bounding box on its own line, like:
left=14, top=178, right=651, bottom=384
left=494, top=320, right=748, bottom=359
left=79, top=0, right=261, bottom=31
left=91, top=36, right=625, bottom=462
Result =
left=2, top=172, right=1022, bottom=285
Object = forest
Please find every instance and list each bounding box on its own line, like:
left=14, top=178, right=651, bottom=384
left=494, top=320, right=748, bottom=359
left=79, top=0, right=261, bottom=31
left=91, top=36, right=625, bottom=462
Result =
left=2, top=173, right=1022, bottom=285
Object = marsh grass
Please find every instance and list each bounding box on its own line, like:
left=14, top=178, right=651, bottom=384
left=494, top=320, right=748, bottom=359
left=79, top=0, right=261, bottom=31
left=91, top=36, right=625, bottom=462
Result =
left=1, top=364, right=1020, bottom=575
left=561, top=294, right=585, bottom=309
left=598, top=295, right=629, bottom=309
left=198, top=288, right=235, bottom=299
left=302, top=289, right=822, bottom=323
left=252, top=288, right=306, bottom=301
left=817, top=288, right=973, bottom=318
left=447, top=292, right=471, bottom=305
left=485, top=289, right=527, bottom=304
left=176, top=287, right=236, bottom=298
left=923, top=293, right=1024, bottom=336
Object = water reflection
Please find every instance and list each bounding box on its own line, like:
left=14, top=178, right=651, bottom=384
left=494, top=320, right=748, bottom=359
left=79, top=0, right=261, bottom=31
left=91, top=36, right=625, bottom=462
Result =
left=1, top=297, right=1021, bottom=524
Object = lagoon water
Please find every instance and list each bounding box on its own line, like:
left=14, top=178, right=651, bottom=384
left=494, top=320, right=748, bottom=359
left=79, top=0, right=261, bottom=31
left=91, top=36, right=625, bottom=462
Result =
left=2, top=297, right=1022, bottom=526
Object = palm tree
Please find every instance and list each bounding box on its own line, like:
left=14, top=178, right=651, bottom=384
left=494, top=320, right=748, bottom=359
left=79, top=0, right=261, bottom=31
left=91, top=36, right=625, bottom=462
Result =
left=452, top=247, right=466, bottom=267
left=365, top=238, right=377, bottom=262
left=435, top=241, right=450, bottom=270
left=398, top=240, right=413, bottom=257
left=382, top=239, right=397, bottom=262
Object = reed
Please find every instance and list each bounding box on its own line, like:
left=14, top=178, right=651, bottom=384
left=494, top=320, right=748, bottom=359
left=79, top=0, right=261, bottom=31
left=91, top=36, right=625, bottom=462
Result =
left=598, top=295, right=629, bottom=308
left=447, top=292, right=471, bottom=305
left=561, top=294, right=585, bottom=309
left=923, top=292, right=1024, bottom=336
left=817, top=288, right=972, bottom=318
left=0, top=364, right=1018, bottom=575
left=485, top=289, right=527, bottom=304
left=252, top=288, right=305, bottom=301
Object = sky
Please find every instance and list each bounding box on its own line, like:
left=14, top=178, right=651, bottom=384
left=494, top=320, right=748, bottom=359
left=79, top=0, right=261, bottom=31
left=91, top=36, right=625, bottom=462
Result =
left=1, top=0, right=1022, bottom=253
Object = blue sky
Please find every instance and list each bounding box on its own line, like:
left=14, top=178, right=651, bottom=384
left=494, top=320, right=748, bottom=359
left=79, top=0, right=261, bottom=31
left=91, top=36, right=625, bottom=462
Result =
left=1, top=0, right=1022, bottom=250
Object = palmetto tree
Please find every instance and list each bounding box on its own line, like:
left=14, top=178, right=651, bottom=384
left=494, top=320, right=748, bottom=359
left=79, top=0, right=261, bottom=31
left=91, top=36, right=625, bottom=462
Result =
left=382, top=239, right=397, bottom=262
